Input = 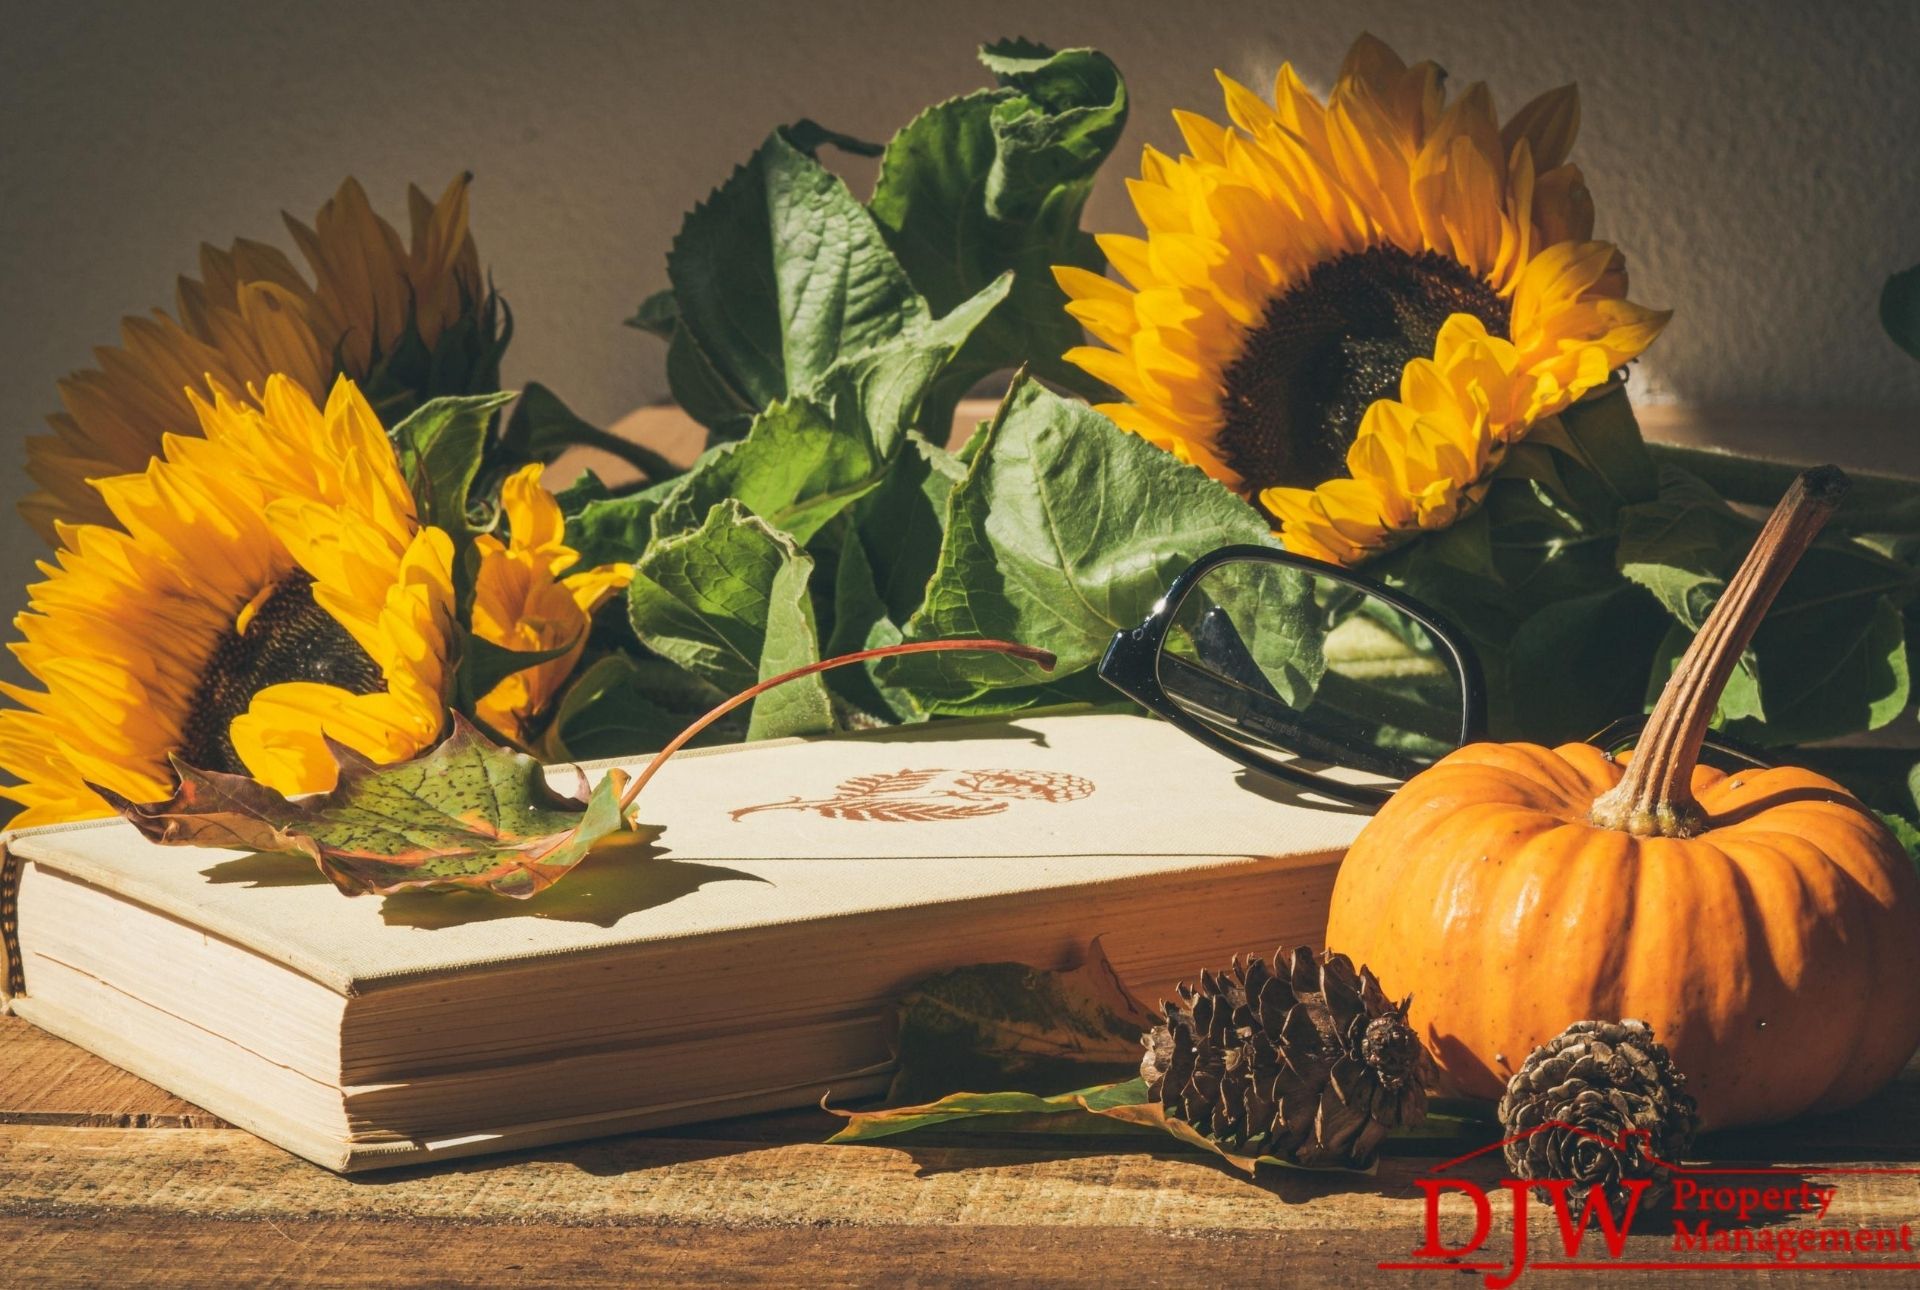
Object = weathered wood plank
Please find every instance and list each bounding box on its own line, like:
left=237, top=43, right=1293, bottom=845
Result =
left=7, top=1125, right=1920, bottom=1288
left=0, top=1015, right=219, bottom=1128
left=6, top=1122, right=1919, bottom=1231
left=0, top=1211, right=1790, bottom=1290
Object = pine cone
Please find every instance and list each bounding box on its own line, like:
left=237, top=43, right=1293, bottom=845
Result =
left=1497, top=1019, right=1699, bottom=1205
left=1140, top=946, right=1427, bottom=1168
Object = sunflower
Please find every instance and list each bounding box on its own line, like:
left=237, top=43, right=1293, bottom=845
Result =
left=0, top=376, right=455, bottom=828
left=1055, top=35, right=1669, bottom=565
left=22, top=174, right=495, bottom=542
left=469, top=464, right=634, bottom=747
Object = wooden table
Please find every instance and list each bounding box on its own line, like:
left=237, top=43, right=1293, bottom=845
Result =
left=5, top=1015, right=1920, bottom=1287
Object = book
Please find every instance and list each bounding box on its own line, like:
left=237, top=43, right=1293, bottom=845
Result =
left=0, top=709, right=1372, bottom=1172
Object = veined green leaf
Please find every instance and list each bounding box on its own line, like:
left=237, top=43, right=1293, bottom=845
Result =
left=881, top=374, right=1269, bottom=708
left=651, top=398, right=888, bottom=545
left=563, top=474, right=684, bottom=570
left=625, top=499, right=834, bottom=739
left=388, top=391, right=516, bottom=534
left=541, top=653, right=736, bottom=762
left=852, top=431, right=968, bottom=625
left=648, top=276, right=1009, bottom=549
left=869, top=40, right=1128, bottom=419
left=667, top=130, right=926, bottom=419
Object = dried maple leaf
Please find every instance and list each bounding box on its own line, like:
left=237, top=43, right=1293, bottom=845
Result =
left=97, top=715, right=639, bottom=898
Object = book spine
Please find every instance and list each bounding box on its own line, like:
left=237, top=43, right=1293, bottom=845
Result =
left=0, top=838, right=21, bottom=1013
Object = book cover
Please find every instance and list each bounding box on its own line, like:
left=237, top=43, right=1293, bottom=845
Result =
left=1, top=710, right=1372, bottom=1169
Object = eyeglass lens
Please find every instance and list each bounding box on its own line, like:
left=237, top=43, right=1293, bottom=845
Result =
left=1156, top=558, right=1470, bottom=779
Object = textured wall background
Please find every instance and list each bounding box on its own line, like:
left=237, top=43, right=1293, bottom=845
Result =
left=3, top=0, right=1919, bottom=685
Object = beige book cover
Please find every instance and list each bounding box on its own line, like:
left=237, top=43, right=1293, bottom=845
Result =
left=1, top=709, right=1373, bottom=1169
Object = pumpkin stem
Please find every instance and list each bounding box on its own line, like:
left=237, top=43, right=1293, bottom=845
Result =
left=1588, top=466, right=1849, bottom=837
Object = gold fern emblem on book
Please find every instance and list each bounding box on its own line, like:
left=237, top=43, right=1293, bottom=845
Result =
left=728, top=769, right=1095, bottom=823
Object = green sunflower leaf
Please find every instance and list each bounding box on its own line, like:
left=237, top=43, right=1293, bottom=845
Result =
left=561, top=473, right=684, bottom=570
left=1879, top=811, right=1920, bottom=867
left=388, top=390, right=517, bottom=534
left=663, top=130, right=927, bottom=428
left=626, top=288, right=680, bottom=339
left=1506, top=583, right=1672, bottom=740
left=852, top=431, right=969, bottom=625
left=625, top=498, right=834, bottom=740
left=880, top=373, right=1270, bottom=710
left=538, top=653, right=738, bottom=762
left=550, top=468, right=612, bottom=516
left=498, top=382, right=684, bottom=482
left=1882, top=261, right=1920, bottom=361
left=1619, top=467, right=1918, bottom=743
left=648, top=399, right=888, bottom=548
left=95, top=715, right=643, bottom=899
left=455, top=633, right=579, bottom=726
left=869, top=40, right=1129, bottom=425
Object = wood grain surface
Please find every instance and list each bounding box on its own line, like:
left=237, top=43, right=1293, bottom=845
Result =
left=5, top=1016, right=1920, bottom=1288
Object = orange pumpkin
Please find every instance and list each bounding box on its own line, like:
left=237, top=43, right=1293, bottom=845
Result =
left=1325, top=468, right=1920, bottom=1129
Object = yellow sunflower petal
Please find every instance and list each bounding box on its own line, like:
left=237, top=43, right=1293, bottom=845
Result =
left=2, top=377, right=456, bottom=822
left=23, top=176, right=486, bottom=543
left=1053, top=36, right=1665, bottom=566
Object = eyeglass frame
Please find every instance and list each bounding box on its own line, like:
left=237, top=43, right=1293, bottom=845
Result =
left=1099, top=544, right=1775, bottom=810
left=1097, top=545, right=1489, bottom=809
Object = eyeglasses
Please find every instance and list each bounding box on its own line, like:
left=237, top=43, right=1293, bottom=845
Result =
left=1098, top=546, right=1769, bottom=809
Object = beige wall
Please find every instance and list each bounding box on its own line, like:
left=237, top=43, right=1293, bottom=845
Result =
left=4, top=0, right=1919, bottom=684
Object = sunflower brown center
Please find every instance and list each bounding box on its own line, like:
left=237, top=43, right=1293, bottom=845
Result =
left=1216, top=246, right=1510, bottom=497
left=178, top=572, right=386, bottom=775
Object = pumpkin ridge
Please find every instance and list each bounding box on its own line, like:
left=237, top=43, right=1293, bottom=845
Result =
left=1721, top=829, right=1885, bottom=1117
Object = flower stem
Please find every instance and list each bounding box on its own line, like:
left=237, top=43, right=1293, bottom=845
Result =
left=1588, top=466, right=1849, bottom=837
left=617, top=640, right=1056, bottom=814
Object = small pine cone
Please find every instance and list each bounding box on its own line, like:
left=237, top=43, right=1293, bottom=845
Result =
left=1497, top=1019, right=1700, bottom=1206
left=1140, top=946, right=1428, bottom=1168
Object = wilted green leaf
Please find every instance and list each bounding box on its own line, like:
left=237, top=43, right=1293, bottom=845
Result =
left=885, top=937, right=1156, bottom=1104
left=881, top=374, right=1270, bottom=709
left=626, top=499, right=834, bottom=739
left=97, top=715, right=640, bottom=898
